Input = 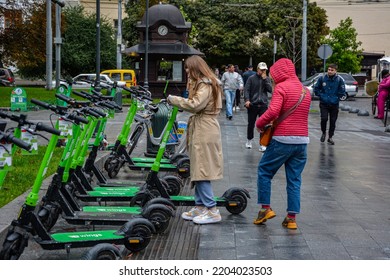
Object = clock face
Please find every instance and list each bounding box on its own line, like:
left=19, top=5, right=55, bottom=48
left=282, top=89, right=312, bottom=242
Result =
left=158, top=25, right=168, bottom=36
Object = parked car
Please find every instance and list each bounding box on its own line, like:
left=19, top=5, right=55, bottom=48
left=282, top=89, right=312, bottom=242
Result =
left=302, top=72, right=358, bottom=100
left=101, top=69, right=137, bottom=87
left=52, top=73, right=126, bottom=89
left=0, top=68, right=15, bottom=87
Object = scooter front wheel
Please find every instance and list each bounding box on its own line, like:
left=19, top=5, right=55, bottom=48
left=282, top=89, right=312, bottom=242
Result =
left=106, top=158, right=124, bottom=178
left=81, top=243, right=121, bottom=260
left=0, top=232, right=27, bottom=260
left=37, top=202, right=62, bottom=231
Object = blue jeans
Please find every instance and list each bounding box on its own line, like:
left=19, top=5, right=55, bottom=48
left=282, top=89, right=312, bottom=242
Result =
left=194, top=180, right=216, bottom=208
left=224, top=89, right=236, bottom=117
left=257, top=140, right=307, bottom=213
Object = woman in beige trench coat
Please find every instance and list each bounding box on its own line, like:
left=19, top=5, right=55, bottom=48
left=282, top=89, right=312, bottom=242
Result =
left=167, top=55, right=223, bottom=224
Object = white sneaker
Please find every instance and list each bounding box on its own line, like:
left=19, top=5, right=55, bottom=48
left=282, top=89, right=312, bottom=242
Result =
left=193, top=209, right=222, bottom=224
left=245, top=139, right=252, bottom=149
left=181, top=206, right=207, bottom=221
left=259, top=145, right=267, bottom=152
left=236, top=106, right=240, bottom=111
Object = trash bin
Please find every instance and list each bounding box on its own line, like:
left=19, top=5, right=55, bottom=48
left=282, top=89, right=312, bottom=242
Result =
left=145, top=102, right=175, bottom=157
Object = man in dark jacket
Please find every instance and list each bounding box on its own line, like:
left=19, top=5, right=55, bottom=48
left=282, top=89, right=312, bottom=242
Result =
left=313, top=64, right=346, bottom=145
left=243, top=62, right=273, bottom=151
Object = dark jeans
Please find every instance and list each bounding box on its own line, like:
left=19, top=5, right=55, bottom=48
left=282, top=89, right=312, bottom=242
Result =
left=247, top=105, right=268, bottom=140
left=235, top=89, right=241, bottom=106
left=319, top=103, right=339, bottom=138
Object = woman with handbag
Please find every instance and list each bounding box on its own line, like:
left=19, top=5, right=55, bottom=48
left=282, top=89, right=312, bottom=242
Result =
left=253, top=58, right=311, bottom=230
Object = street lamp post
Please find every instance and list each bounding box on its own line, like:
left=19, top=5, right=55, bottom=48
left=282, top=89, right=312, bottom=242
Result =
left=54, top=3, right=63, bottom=88
left=46, top=0, right=64, bottom=90
left=117, top=0, right=122, bottom=69
left=45, top=0, right=52, bottom=90
left=144, top=0, right=149, bottom=90
left=301, top=0, right=307, bottom=81
left=95, top=0, right=101, bottom=91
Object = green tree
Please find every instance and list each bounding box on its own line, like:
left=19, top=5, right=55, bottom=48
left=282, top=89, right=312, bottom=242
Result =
left=322, top=17, right=363, bottom=73
left=263, top=0, right=328, bottom=71
left=61, top=5, right=116, bottom=77
left=0, top=1, right=117, bottom=79
left=0, top=0, right=51, bottom=78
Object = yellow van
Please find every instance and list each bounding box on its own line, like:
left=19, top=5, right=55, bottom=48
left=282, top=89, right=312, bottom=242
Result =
left=101, top=69, right=137, bottom=87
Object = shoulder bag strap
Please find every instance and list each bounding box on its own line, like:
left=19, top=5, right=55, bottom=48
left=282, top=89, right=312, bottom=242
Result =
left=273, top=87, right=307, bottom=126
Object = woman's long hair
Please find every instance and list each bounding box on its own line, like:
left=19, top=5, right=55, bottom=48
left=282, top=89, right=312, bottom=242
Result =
left=184, top=55, right=220, bottom=111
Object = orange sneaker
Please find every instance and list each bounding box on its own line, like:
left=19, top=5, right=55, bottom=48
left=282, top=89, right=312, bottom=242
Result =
left=282, top=217, right=298, bottom=230
left=253, top=208, right=276, bottom=225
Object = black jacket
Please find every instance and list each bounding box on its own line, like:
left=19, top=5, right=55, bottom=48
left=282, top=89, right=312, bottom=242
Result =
left=244, top=73, right=273, bottom=106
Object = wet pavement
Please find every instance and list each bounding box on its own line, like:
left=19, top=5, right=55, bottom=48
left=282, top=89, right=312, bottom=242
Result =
left=1, top=97, right=390, bottom=260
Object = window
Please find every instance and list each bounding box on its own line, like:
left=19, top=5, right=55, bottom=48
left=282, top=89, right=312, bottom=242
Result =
left=157, top=60, right=182, bottom=82
left=124, top=73, right=132, bottom=80
left=111, top=73, right=121, bottom=81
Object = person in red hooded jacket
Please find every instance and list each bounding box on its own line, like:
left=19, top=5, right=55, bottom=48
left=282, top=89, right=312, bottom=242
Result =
left=253, top=58, right=311, bottom=230
left=375, top=69, right=390, bottom=120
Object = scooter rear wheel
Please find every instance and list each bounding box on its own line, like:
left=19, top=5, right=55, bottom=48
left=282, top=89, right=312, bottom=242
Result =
left=176, top=157, right=190, bottom=179
left=161, top=175, right=183, bottom=196
left=225, top=192, right=248, bottom=214
left=124, top=224, right=152, bottom=253
left=147, top=209, right=171, bottom=234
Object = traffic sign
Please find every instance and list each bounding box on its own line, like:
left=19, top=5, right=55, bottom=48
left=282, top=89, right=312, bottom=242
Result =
left=317, top=44, right=332, bottom=59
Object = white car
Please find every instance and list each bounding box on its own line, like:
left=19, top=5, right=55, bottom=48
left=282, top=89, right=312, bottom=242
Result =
left=52, top=73, right=126, bottom=89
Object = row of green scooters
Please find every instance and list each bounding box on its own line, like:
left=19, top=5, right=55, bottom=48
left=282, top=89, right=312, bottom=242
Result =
left=0, top=85, right=250, bottom=260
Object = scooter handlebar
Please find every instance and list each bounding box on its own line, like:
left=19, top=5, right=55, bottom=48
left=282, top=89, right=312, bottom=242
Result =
left=30, top=98, right=56, bottom=111
left=90, top=107, right=107, bottom=117
left=35, top=122, right=62, bottom=136
left=1, top=132, right=32, bottom=151
left=67, top=113, right=89, bottom=124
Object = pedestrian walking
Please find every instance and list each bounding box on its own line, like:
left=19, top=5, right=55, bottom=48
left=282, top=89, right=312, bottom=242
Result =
left=254, top=58, right=311, bottom=230
left=374, top=69, right=390, bottom=120
left=242, top=65, right=256, bottom=86
left=313, top=64, right=346, bottom=145
left=167, top=55, right=223, bottom=224
left=234, top=65, right=244, bottom=111
left=221, top=64, right=244, bottom=120
left=243, top=62, right=272, bottom=152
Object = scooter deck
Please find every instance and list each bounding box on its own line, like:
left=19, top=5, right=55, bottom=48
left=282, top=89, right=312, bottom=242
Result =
left=130, top=162, right=176, bottom=169
left=169, top=196, right=226, bottom=202
left=62, top=211, right=143, bottom=226
left=90, top=186, right=141, bottom=193
left=51, top=229, right=122, bottom=243
left=82, top=205, right=142, bottom=214
left=132, top=157, right=171, bottom=163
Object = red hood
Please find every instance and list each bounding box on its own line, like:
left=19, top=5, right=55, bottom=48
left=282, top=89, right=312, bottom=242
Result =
left=270, top=58, right=297, bottom=84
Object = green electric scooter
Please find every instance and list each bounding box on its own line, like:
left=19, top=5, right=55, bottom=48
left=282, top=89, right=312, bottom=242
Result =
left=0, top=101, right=155, bottom=260
left=34, top=97, right=174, bottom=233
left=103, top=86, right=190, bottom=180
left=69, top=89, right=185, bottom=196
